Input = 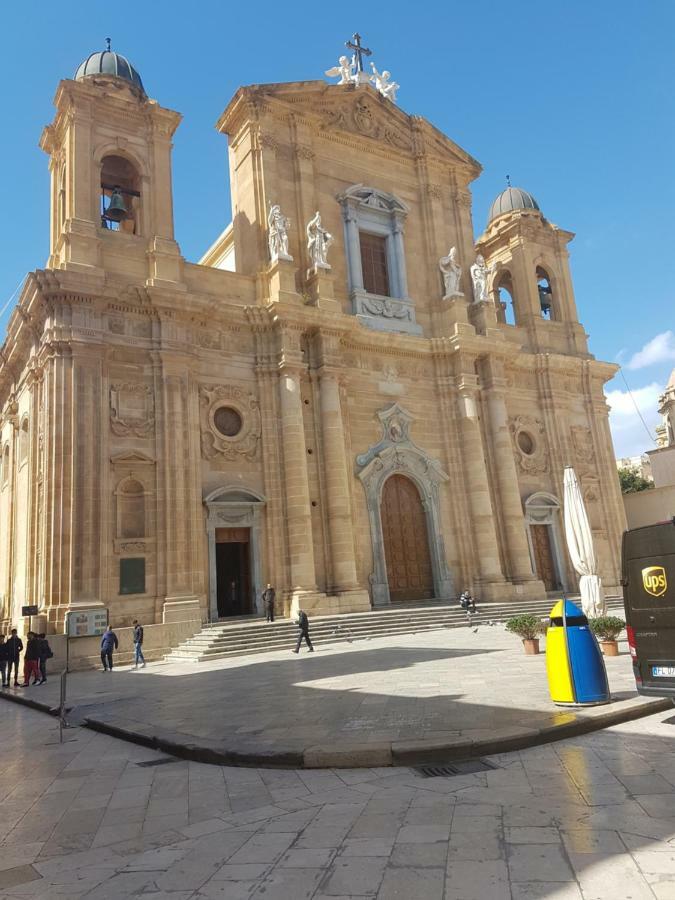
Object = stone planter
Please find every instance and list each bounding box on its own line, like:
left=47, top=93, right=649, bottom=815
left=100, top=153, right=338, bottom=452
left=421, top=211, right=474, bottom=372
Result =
left=522, top=638, right=540, bottom=655
left=600, top=639, right=619, bottom=657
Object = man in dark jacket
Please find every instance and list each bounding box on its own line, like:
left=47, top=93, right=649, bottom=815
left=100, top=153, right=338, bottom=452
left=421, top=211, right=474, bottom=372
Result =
left=0, top=635, right=8, bottom=688
left=262, top=584, right=276, bottom=623
left=6, top=629, right=23, bottom=687
left=37, top=633, right=53, bottom=684
left=292, top=610, right=314, bottom=654
left=22, top=633, right=41, bottom=686
left=100, top=626, right=119, bottom=671
left=132, top=620, right=145, bottom=668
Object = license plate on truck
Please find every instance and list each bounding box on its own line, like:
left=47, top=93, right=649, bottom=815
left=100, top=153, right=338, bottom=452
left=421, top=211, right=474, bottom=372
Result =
left=652, top=666, right=675, bottom=677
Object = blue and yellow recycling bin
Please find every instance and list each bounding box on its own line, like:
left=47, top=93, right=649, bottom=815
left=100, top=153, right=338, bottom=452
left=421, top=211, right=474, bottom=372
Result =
left=545, top=599, right=610, bottom=706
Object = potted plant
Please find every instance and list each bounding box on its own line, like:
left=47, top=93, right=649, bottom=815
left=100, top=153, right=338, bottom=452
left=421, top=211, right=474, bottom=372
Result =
left=589, top=616, right=625, bottom=656
left=505, top=615, right=546, bottom=655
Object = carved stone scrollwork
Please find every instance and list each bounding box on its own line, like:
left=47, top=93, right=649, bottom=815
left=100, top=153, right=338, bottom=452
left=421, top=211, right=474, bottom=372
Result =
left=199, top=384, right=261, bottom=462
left=571, top=425, right=596, bottom=475
left=361, top=297, right=411, bottom=321
left=110, top=383, right=155, bottom=438
left=510, top=415, right=549, bottom=474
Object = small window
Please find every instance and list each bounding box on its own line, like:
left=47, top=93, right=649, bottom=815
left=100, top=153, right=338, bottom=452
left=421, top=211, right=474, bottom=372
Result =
left=120, top=558, right=145, bottom=595
left=360, top=232, right=390, bottom=297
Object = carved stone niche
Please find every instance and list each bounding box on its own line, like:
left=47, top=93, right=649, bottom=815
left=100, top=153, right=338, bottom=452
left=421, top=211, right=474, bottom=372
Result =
left=510, top=415, right=549, bottom=475
left=199, top=384, right=261, bottom=462
left=110, top=383, right=155, bottom=438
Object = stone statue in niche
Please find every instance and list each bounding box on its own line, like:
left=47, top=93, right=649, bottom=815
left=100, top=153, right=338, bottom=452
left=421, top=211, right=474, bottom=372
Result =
left=267, top=204, right=292, bottom=262
left=439, top=246, right=463, bottom=299
left=306, top=211, right=333, bottom=269
left=369, top=64, right=399, bottom=102
left=325, top=55, right=354, bottom=84
left=470, top=254, right=494, bottom=304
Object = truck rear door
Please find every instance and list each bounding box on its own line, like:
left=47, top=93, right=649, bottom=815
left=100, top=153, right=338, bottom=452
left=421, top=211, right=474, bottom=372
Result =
left=623, top=522, right=675, bottom=698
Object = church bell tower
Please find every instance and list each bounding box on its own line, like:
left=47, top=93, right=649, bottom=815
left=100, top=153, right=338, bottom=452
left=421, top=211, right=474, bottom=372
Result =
left=40, top=41, right=184, bottom=287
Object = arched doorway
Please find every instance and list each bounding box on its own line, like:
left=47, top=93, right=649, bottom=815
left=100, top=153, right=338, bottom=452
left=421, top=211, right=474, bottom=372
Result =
left=381, top=474, right=434, bottom=602
left=524, top=492, right=566, bottom=592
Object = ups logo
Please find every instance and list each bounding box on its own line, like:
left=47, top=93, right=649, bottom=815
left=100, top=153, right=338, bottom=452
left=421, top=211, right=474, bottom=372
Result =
left=642, top=566, right=668, bottom=598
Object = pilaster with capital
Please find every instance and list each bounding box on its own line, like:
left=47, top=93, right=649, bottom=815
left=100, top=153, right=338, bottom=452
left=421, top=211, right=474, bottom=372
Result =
left=481, top=358, right=540, bottom=584
left=277, top=335, right=317, bottom=593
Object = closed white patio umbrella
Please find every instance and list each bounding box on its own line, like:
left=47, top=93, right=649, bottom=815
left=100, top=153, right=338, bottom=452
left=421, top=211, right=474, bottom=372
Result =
left=563, top=465, right=606, bottom=617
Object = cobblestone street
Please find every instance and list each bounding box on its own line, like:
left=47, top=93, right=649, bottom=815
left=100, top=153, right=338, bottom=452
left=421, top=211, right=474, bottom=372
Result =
left=3, top=702, right=675, bottom=898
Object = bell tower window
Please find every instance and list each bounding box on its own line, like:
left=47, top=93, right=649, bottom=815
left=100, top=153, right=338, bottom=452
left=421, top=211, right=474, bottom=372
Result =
left=100, top=155, right=141, bottom=234
left=360, top=232, right=390, bottom=297
left=536, top=267, right=554, bottom=319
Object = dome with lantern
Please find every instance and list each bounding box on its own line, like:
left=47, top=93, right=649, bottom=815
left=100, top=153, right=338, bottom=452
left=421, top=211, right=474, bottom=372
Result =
left=75, top=40, right=145, bottom=95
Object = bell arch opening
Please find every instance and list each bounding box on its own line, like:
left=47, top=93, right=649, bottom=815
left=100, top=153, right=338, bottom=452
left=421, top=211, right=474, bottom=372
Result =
left=100, top=154, right=141, bottom=234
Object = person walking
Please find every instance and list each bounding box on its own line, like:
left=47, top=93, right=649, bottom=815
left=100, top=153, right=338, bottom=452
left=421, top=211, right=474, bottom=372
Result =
left=0, top=635, right=8, bottom=688
left=6, top=629, right=23, bottom=687
left=100, top=625, right=119, bottom=671
left=262, top=584, right=276, bottom=623
left=37, top=633, right=53, bottom=684
left=21, top=633, right=41, bottom=686
left=292, top=610, right=314, bottom=654
left=132, top=620, right=145, bottom=668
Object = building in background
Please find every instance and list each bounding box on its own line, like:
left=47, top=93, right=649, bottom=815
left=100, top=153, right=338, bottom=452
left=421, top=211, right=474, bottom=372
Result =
left=0, top=42, right=626, bottom=641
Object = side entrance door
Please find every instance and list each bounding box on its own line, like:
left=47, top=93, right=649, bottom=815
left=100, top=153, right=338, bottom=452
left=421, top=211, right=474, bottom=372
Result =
left=215, top=527, right=252, bottom=616
left=530, top=523, right=558, bottom=591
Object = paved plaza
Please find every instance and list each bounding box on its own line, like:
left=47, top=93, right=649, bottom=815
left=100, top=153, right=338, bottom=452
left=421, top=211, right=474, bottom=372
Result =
left=3, top=701, right=675, bottom=898
left=2, top=626, right=664, bottom=767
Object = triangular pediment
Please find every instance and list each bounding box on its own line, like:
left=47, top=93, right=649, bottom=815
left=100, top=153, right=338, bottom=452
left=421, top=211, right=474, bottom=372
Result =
left=219, top=81, right=480, bottom=174
left=110, top=450, right=155, bottom=466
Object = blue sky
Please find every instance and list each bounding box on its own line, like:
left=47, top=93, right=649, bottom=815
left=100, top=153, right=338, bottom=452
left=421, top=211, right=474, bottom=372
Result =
left=2, top=0, right=674, bottom=458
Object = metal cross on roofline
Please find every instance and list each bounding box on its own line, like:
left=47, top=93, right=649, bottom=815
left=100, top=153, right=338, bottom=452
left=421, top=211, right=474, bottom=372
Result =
left=346, top=33, right=372, bottom=73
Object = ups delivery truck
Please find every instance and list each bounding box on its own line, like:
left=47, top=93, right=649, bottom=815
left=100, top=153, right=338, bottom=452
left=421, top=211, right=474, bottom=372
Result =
left=623, top=519, right=675, bottom=700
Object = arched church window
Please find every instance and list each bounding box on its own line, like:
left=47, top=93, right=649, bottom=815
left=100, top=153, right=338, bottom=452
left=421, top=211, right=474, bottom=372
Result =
left=18, top=418, right=29, bottom=466
left=493, top=271, right=516, bottom=325
left=117, top=478, right=146, bottom=539
left=536, top=267, right=554, bottom=320
left=100, top=155, right=141, bottom=235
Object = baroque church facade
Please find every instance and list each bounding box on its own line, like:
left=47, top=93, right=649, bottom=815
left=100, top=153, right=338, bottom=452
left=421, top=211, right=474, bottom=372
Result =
left=0, top=46, right=626, bottom=635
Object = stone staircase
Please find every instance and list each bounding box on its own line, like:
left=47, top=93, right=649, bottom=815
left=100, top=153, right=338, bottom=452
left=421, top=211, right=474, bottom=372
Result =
left=165, top=596, right=625, bottom=664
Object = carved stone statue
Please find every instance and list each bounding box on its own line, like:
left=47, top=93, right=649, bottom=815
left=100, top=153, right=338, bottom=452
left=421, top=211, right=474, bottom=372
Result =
left=470, top=254, right=493, bottom=304
left=267, top=204, right=292, bottom=262
left=439, top=246, right=462, bottom=299
left=325, top=55, right=354, bottom=85
left=306, top=211, right=333, bottom=269
left=370, top=63, right=399, bottom=102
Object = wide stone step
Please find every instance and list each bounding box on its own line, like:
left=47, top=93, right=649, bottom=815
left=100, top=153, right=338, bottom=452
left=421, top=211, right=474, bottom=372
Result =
left=165, top=600, right=623, bottom=662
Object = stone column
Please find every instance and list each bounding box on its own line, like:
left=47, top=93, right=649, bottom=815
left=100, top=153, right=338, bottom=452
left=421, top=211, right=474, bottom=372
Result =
left=392, top=212, right=409, bottom=299
left=456, top=377, right=506, bottom=594
left=343, top=200, right=364, bottom=295
left=318, top=368, right=359, bottom=592
left=482, top=365, right=539, bottom=584
left=278, top=364, right=317, bottom=593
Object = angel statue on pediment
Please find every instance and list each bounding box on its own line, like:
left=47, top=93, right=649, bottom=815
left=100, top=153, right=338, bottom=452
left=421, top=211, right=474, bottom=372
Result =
left=325, top=55, right=355, bottom=85
left=370, top=64, right=399, bottom=103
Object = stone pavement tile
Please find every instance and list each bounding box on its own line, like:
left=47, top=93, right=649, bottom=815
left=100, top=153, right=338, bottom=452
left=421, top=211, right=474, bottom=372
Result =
left=444, top=858, right=509, bottom=900
left=31, top=845, right=122, bottom=877
left=100, top=805, right=148, bottom=827
left=92, top=822, right=143, bottom=847
left=396, top=824, right=452, bottom=845
left=178, top=817, right=231, bottom=839
left=142, top=814, right=189, bottom=836
left=505, top=826, right=561, bottom=844
left=566, top=851, right=656, bottom=899
left=631, top=850, right=675, bottom=875
left=120, top=845, right=191, bottom=872
left=348, top=814, right=404, bottom=840
left=0, top=841, right=45, bottom=872
left=107, top=785, right=151, bottom=810
left=70, top=792, right=113, bottom=812
left=195, top=881, right=259, bottom=899
left=507, top=843, right=575, bottom=882
left=211, top=863, right=269, bottom=881
left=37, top=832, right=96, bottom=860
left=650, top=881, right=675, bottom=900
left=341, top=838, right=395, bottom=857
left=260, top=809, right=319, bottom=833
left=390, top=842, right=448, bottom=867
left=616, top=773, right=675, bottom=795
left=377, top=865, right=445, bottom=899
left=510, top=883, right=584, bottom=899
left=448, top=831, right=503, bottom=861
left=250, top=866, right=324, bottom=899
left=560, top=827, right=626, bottom=854
left=222, top=805, right=289, bottom=826
left=279, top=848, right=335, bottom=868
left=227, top=832, right=296, bottom=866
left=318, top=856, right=387, bottom=896
left=635, top=794, right=675, bottom=820
left=0, top=864, right=43, bottom=889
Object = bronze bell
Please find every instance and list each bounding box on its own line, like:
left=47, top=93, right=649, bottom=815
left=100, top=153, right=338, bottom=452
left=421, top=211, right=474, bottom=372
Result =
left=104, top=187, right=127, bottom=222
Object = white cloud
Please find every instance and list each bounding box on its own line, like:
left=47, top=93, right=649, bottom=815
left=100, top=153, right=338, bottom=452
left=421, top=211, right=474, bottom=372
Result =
left=605, top=381, right=661, bottom=458
left=627, top=330, right=675, bottom=370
